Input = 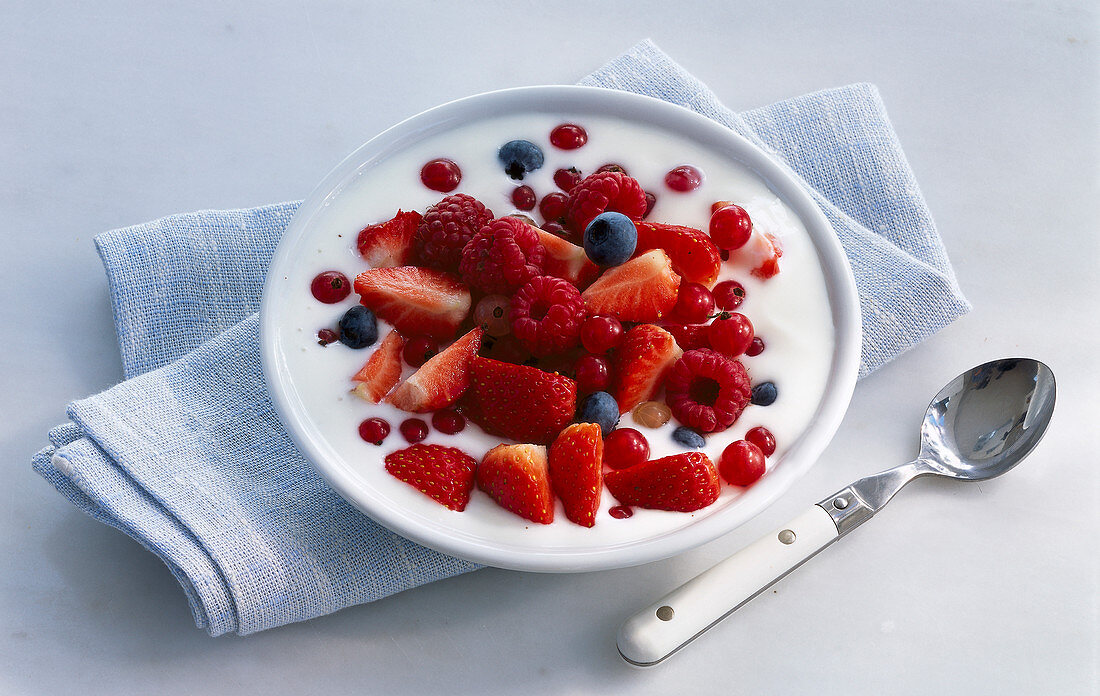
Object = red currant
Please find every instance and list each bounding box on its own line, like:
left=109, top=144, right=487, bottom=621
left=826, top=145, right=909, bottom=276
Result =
left=310, top=271, right=351, bottom=304
left=642, top=191, right=657, bottom=219
left=603, top=428, right=650, bottom=470
left=358, top=417, right=390, bottom=445
left=574, top=353, right=611, bottom=394
left=745, top=426, right=776, bottom=456
left=709, top=204, right=753, bottom=250
left=665, top=165, right=703, bottom=192
left=403, top=336, right=438, bottom=367
left=719, top=440, right=766, bottom=486
left=549, top=123, right=588, bottom=150
left=399, top=418, right=429, bottom=444
left=511, top=185, right=536, bottom=211
left=712, top=280, right=746, bottom=310
left=542, top=221, right=566, bottom=236
left=539, top=191, right=570, bottom=225
left=596, top=163, right=628, bottom=175
left=317, top=328, right=339, bottom=346
left=580, top=315, right=624, bottom=354
left=609, top=505, right=634, bottom=519
left=431, top=409, right=466, bottom=435
left=707, top=312, right=754, bottom=356
left=746, top=336, right=765, bottom=356
left=419, top=158, right=461, bottom=193
left=553, top=167, right=583, bottom=191
left=672, top=282, right=715, bottom=324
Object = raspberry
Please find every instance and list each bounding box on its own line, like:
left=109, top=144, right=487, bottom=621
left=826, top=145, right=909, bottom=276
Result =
left=510, top=275, right=585, bottom=356
left=459, top=217, right=546, bottom=295
left=566, top=170, right=648, bottom=234
left=664, top=349, right=752, bottom=433
left=415, top=194, right=494, bottom=272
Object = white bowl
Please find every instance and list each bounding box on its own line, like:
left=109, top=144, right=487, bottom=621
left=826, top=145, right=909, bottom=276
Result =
left=260, top=85, right=861, bottom=572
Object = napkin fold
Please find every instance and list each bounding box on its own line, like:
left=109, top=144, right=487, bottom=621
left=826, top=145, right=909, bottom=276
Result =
left=33, top=39, right=969, bottom=636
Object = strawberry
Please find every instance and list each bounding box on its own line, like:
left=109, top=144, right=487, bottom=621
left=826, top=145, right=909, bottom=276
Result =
left=580, top=249, right=681, bottom=322
left=534, top=226, right=600, bottom=287
left=604, top=451, right=721, bottom=512
left=634, top=221, right=722, bottom=288
left=728, top=230, right=782, bottom=279
left=549, top=422, right=603, bottom=527
left=351, top=329, right=405, bottom=403
left=477, top=443, right=554, bottom=524
left=353, top=266, right=471, bottom=340
left=465, top=357, right=577, bottom=444
left=384, top=444, right=478, bottom=511
left=388, top=327, right=483, bottom=412
left=610, top=324, right=682, bottom=413
left=357, top=210, right=422, bottom=268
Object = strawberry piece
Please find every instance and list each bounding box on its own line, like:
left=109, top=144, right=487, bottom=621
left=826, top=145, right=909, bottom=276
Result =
left=477, top=443, right=554, bottom=524
left=604, top=451, right=721, bottom=512
left=728, top=230, right=783, bottom=279
left=549, top=422, right=604, bottom=527
left=388, top=327, right=483, bottom=412
left=351, top=330, right=406, bottom=403
left=357, top=210, right=423, bottom=268
left=610, top=324, right=682, bottom=413
left=384, top=444, right=478, bottom=511
left=534, top=226, right=600, bottom=287
left=353, top=266, right=471, bottom=340
left=660, top=323, right=711, bottom=351
left=634, top=221, right=722, bottom=288
left=580, top=249, right=681, bottom=322
left=465, top=357, right=577, bottom=444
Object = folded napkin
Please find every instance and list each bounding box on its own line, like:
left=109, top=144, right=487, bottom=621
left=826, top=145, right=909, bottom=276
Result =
left=32, top=39, right=969, bottom=636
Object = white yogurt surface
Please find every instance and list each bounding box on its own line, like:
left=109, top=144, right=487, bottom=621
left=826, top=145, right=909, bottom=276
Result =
left=272, top=111, right=834, bottom=549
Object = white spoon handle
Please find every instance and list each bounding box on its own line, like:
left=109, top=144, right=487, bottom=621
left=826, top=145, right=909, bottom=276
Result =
left=617, top=505, right=840, bottom=666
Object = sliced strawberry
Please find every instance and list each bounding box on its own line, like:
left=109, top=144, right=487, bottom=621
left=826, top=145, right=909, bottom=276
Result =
left=357, top=210, right=422, bottom=268
left=465, top=357, right=577, bottom=444
left=384, top=444, right=478, bottom=511
left=354, top=266, right=471, bottom=340
left=477, top=443, right=554, bottom=524
left=728, top=230, right=783, bottom=279
left=660, top=323, right=711, bottom=351
left=610, top=324, right=682, bottom=413
left=580, top=249, right=680, bottom=323
left=604, top=451, right=721, bottom=512
left=351, top=329, right=405, bottom=403
left=634, top=221, right=722, bottom=288
left=388, top=327, right=483, bottom=412
left=549, top=422, right=603, bottom=527
left=534, top=226, right=600, bottom=288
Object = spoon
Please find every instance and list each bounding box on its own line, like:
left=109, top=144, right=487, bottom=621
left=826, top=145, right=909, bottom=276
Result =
left=617, top=357, right=1056, bottom=667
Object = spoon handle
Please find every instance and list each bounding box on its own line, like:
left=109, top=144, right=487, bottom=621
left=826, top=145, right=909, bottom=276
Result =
left=617, top=505, right=839, bottom=666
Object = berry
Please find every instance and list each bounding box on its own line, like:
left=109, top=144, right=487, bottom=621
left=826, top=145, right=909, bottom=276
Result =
left=477, top=444, right=554, bottom=524
left=388, top=327, right=483, bottom=413
left=610, top=324, right=682, bottom=413
left=357, top=209, right=423, bottom=268
left=420, top=158, right=461, bottom=192
left=317, top=328, right=339, bottom=346
left=712, top=280, right=746, bottom=310
left=604, top=451, right=721, bottom=512
left=415, top=193, right=495, bottom=272
left=709, top=204, right=753, bottom=250
left=580, top=249, right=681, bottom=322
left=584, top=212, right=638, bottom=267
left=566, top=170, right=648, bottom=233
left=728, top=230, right=783, bottom=279
left=642, top=191, right=657, bottom=218
left=634, top=221, right=722, bottom=287
left=549, top=123, right=588, bottom=150
left=577, top=391, right=619, bottom=433
left=459, top=217, right=546, bottom=295
left=632, top=400, right=672, bottom=429
left=719, top=440, right=766, bottom=486
left=542, top=221, right=566, bottom=236
left=553, top=167, right=583, bottom=191
left=473, top=294, right=513, bottom=337
left=402, top=336, right=438, bottom=367
left=745, top=426, right=776, bottom=456
left=358, top=418, right=390, bottom=445
left=538, top=191, right=571, bottom=226
left=596, top=163, right=628, bottom=175
left=510, top=275, right=585, bottom=356
left=672, top=282, right=715, bottom=324
left=511, top=185, right=537, bottom=211
left=746, top=337, right=765, bottom=357
left=707, top=312, right=754, bottom=357
left=549, top=423, right=604, bottom=527
left=311, top=271, right=352, bottom=304
left=432, top=409, right=467, bottom=435
left=580, top=315, right=624, bottom=354
left=498, top=139, right=544, bottom=180
left=574, top=354, right=611, bottom=394
left=399, top=418, right=429, bottom=444
left=664, top=349, right=752, bottom=433
left=751, top=381, right=778, bottom=406
left=385, top=444, right=477, bottom=511
left=338, top=305, right=378, bottom=348
left=672, top=426, right=706, bottom=449
left=665, top=165, right=703, bottom=192
left=465, top=357, right=577, bottom=444
left=354, top=266, right=471, bottom=340
left=534, top=226, right=600, bottom=287
left=660, top=323, right=710, bottom=351
left=603, top=428, right=649, bottom=470
left=351, top=330, right=406, bottom=403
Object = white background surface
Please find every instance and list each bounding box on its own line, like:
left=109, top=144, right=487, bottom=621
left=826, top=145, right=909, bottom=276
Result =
left=2, top=2, right=1096, bottom=694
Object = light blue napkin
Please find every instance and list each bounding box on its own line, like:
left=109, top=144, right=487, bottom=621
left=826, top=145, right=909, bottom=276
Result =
left=32, top=40, right=969, bottom=636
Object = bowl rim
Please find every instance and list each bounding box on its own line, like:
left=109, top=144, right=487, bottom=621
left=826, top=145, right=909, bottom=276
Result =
left=260, top=84, right=862, bottom=572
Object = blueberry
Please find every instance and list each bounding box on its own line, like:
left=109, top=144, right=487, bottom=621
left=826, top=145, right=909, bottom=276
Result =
left=751, top=381, right=778, bottom=406
left=672, top=426, right=705, bottom=449
left=498, top=140, right=544, bottom=180
left=338, top=305, right=378, bottom=349
left=577, top=391, right=619, bottom=434
left=583, top=212, right=637, bottom=266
